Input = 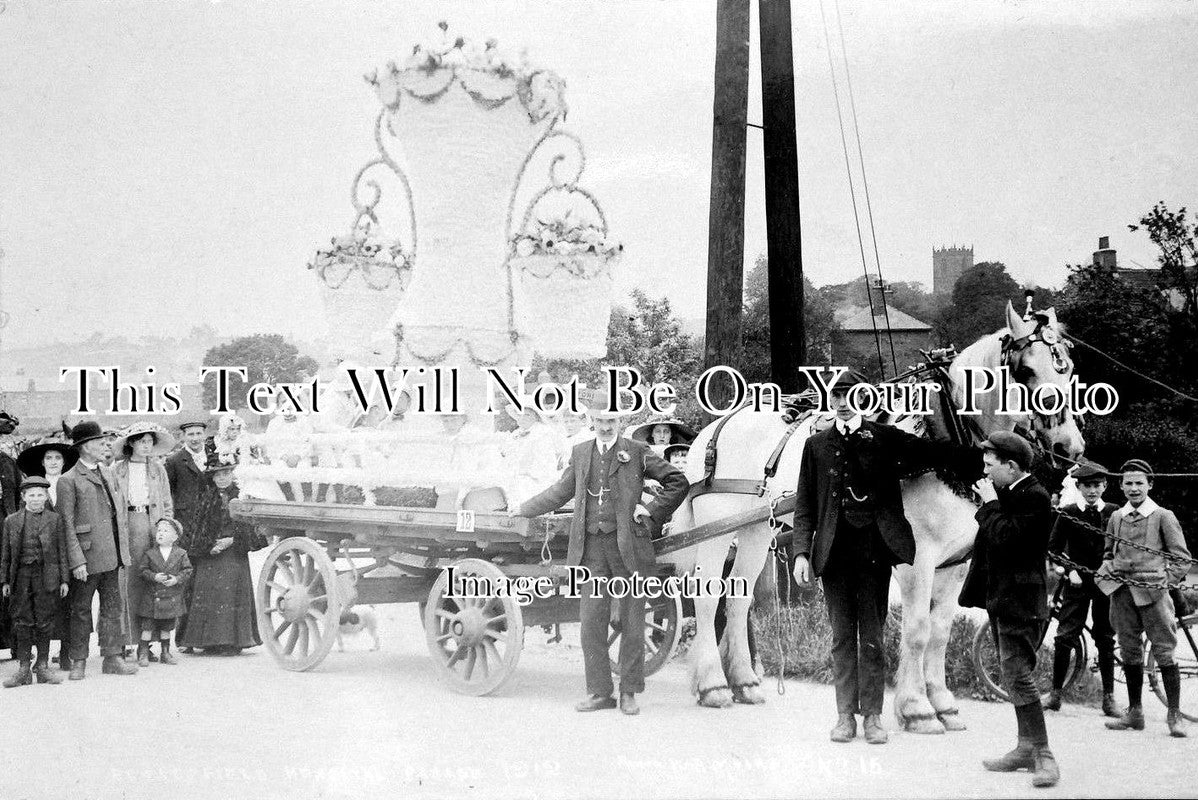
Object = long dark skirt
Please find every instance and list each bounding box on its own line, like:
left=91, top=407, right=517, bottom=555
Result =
left=179, top=548, right=261, bottom=649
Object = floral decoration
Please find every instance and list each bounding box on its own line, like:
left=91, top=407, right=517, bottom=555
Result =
left=511, top=211, right=622, bottom=263
left=308, top=224, right=412, bottom=290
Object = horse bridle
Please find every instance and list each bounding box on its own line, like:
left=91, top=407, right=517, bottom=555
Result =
left=1000, top=321, right=1076, bottom=431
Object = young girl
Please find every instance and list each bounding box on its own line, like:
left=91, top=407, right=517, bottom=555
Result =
left=135, top=517, right=192, bottom=666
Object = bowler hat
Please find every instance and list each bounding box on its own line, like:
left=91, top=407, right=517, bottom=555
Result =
left=17, top=441, right=79, bottom=477
left=19, top=475, right=50, bottom=492
left=68, top=420, right=108, bottom=448
left=981, top=430, right=1035, bottom=470
left=1071, top=460, right=1109, bottom=482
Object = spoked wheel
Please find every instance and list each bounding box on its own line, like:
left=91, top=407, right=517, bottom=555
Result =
left=1146, top=620, right=1198, bottom=722
left=608, top=594, right=683, bottom=677
left=424, top=558, right=523, bottom=695
left=971, top=618, right=1084, bottom=702
left=256, top=537, right=342, bottom=671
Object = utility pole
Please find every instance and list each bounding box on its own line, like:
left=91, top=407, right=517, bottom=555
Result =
left=703, top=0, right=751, bottom=419
left=759, top=0, right=805, bottom=390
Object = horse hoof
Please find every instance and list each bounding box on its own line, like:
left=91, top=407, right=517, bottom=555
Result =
left=732, top=684, right=766, bottom=705
left=937, top=710, right=967, bottom=732
left=901, top=714, right=946, bottom=735
left=697, top=686, right=734, bottom=708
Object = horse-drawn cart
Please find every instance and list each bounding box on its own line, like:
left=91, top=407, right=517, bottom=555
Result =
left=231, top=498, right=691, bottom=695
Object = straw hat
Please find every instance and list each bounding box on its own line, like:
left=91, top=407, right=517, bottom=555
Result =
left=111, top=422, right=177, bottom=458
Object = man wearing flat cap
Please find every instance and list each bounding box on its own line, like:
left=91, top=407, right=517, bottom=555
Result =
left=793, top=368, right=971, bottom=745
left=960, top=430, right=1058, bottom=788
left=1045, top=460, right=1118, bottom=716
left=57, top=421, right=138, bottom=678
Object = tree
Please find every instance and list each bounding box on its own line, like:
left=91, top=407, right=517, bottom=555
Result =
left=935, top=262, right=1021, bottom=348
left=201, top=334, right=320, bottom=412
left=741, top=254, right=836, bottom=384
left=1130, top=203, right=1198, bottom=329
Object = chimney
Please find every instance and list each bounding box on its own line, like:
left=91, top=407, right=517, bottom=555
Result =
left=1093, top=236, right=1117, bottom=269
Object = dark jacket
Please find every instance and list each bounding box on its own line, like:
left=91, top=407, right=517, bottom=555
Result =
left=56, top=461, right=128, bottom=573
left=1, top=508, right=71, bottom=591
left=1047, top=501, right=1117, bottom=572
left=793, top=419, right=957, bottom=575
left=136, top=544, right=193, bottom=619
left=518, top=437, right=689, bottom=573
left=959, top=475, right=1053, bottom=620
left=0, top=451, right=19, bottom=517
left=188, top=482, right=263, bottom=559
left=165, top=447, right=209, bottom=529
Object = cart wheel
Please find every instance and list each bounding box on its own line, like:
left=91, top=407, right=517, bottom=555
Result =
left=608, top=594, right=683, bottom=677
left=424, top=558, right=523, bottom=695
left=256, top=537, right=342, bottom=671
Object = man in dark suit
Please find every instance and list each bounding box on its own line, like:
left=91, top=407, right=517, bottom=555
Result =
left=164, top=419, right=210, bottom=534
left=1045, top=460, right=1118, bottom=716
left=793, top=369, right=964, bottom=745
left=959, top=431, right=1058, bottom=788
left=1, top=476, right=70, bottom=687
left=516, top=391, right=689, bottom=715
left=57, top=421, right=138, bottom=679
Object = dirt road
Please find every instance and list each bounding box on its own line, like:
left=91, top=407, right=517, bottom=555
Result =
left=3, top=600, right=1191, bottom=799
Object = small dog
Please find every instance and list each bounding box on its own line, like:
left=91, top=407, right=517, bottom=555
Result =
left=336, top=605, right=380, bottom=652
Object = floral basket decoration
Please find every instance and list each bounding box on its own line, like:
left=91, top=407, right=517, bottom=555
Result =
left=510, top=210, right=622, bottom=359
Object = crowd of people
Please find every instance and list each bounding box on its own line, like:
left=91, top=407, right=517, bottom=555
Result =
left=0, top=415, right=267, bottom=686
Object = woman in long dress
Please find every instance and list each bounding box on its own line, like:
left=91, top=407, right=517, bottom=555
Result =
left=179, top=452, right=265, bottom=655
left=110, top=423, right=175, bottom=657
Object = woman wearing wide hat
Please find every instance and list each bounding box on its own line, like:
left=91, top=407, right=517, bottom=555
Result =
left=17, top=439, right=79, bottom=509
left=178, top=450, right=265, bottom=654
left=109, top=422, right=175, bottom=655
left=629, top=416, right=696, bottom=457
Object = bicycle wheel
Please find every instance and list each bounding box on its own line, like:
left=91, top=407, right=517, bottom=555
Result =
left=1060, top=633, right=1090, bottom=693
left=1145, top=618, right=1198, bottom=723
left=972, top=620, right=1008, bottom=701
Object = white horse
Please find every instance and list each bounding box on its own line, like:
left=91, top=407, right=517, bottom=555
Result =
left=662, top=302, right=1085, bottom=731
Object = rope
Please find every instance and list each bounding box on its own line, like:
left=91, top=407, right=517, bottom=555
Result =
left=818, top=0, right=885, bottom=380
left=540, top=517, right=553, bottom=565
left=834, top=0, right=898, bottom=378
left=768, top=492, right=794, bottom=695
left=1068, top=333, right=1198, bottom=403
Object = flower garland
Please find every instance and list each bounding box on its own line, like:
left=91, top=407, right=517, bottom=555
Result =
left=309, top=226, right=413, bottom=290
left=365, top=22, right=568, bottom=124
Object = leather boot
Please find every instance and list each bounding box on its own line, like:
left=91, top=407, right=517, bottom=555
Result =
left=863, top=714, right=888, bottom=744
left=1104, top=705, right=1144, bottom=731
left=1043, top=690, right=1062, bottom=712
left=160, top=642, right=178, bottom=666
left=137, top=643, right=150, bottom=668
left=1167, top=709, right=1188, bottom=738
left=101, top=655, right=138, bottom=675
left=574, top=695, right=617, bottom=712
left=1101, top=694, right=1120, bottom=718
left=33, top=661, right=63, bottom=685
left=57, top=652, right=71, bottom=672
left=1031, top=747, right=1060, bottom=788
left=3, top=661, right=33, bottom=688
left=982, top=740, right=1035, bottom=772
left=69, top=660, right=86, bottom=681
left=830, top=714, right=856, bottom=743
left=619, top=692, right=640, bottom=716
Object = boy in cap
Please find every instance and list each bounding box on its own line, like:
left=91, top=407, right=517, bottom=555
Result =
left=1045, top=460, right=1119, bottom=716
left=1, top=477, right=70, bottom=687
left=1096, top=459, right=1191, bottom=737
left=959, top=430, right=1058, bottom=788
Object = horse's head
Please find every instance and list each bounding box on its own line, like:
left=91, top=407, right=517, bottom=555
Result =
left=1001, top=301, right=1085, bottom=465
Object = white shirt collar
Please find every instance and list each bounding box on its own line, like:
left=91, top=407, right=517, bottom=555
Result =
left=836, top=415, right=863, bottom=435
left=1009, top=473, right=1031, bottom=491
left=1076, top=498, right=1103, bottom=512
left=1120, top=497, right=1159, bottom=518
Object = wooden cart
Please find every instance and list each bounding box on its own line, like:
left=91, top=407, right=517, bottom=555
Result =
left=231, top=499, right=687, bottom=695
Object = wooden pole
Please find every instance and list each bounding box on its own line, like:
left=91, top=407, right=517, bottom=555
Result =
left=703, top=0, right=751, bottom=419
left=759, top=0, right=805, bottom=389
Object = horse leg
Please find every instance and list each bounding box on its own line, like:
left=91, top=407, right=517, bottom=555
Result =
left=690, top=537, right=735, bottom=708
left=924, top=563, right=968, bottom=731
left=720, top=526, right=771, bottom=705
left=893, top=554, right=946, bottom=734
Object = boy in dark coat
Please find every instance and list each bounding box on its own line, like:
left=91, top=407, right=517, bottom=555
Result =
left=134, top=517, right=193, bottom=666
left=1045, top=460, right=1119, bottom=716
left=1, top=476, right=70, bottom=687
left=959, top=431, right=1058, bottom=788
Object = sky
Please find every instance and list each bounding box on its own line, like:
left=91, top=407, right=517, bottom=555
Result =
left=0, top=0, right=1195, bottom=349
